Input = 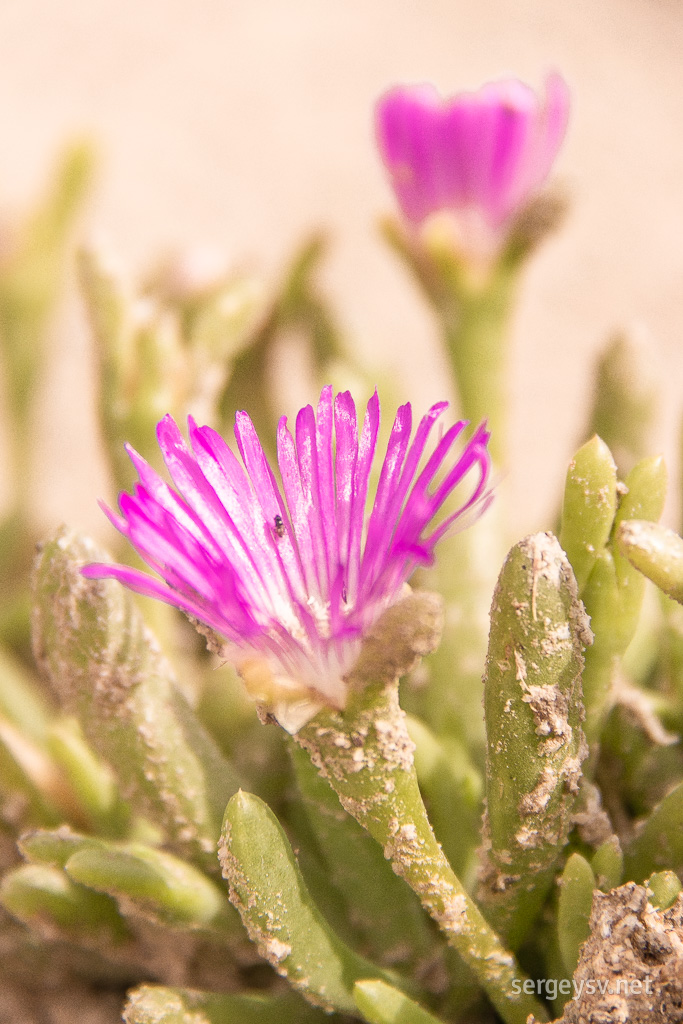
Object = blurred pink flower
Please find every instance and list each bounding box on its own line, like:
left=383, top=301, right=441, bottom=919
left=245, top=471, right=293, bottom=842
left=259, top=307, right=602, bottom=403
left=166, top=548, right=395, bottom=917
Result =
left=375, top=73, right=569, bottom=254
left=83, top=387, right=491, bottom=730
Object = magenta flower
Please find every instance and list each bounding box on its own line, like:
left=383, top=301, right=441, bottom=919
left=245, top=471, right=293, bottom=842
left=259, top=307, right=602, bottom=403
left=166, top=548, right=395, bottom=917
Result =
left=375, top=73, right=569, bottom=256
left=83, top=387, right=491, bottom=731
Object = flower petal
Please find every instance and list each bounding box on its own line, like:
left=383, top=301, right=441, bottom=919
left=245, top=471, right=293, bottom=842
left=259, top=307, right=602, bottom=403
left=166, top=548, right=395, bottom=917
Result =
left=346, top=390, right=380, bottom=604
left=83, top=387, right=493, bottom=721
left=376, top=73, right=570, bottom=239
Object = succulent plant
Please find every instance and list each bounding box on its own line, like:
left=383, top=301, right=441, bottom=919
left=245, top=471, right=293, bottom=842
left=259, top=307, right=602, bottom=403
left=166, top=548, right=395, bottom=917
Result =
left=2, top=75, right=683, bottom=1024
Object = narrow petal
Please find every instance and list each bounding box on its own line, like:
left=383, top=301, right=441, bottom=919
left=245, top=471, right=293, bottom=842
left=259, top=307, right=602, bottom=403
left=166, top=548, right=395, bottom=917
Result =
left=81, top=562, right=256, bottom=640
left=126, top=440, right=223, bottom=562
left=277, top=415, right=320, bottom=599
left=234, top=410, right=286, bottom=525
left=295, top=402, right=329, bottom=595
left=375, top=85, right=443, bottom=223
left=393, top=421, right=472, bottom=543
left=234, top=409, right=314, bottom=613
left=481, top=82, right=537, bottom=224
left=429, top=422, right=491, bottom=508
left=436, top=99, right=477, bottom=208
left=529, top=72, right=571, bottom=189
left=120, top=490, right=224, bottom=603
left=359, top=401, right=448, bottom=600
left=424, top=424, right=493, bottom=545
left=188, top=417, right=306, bottom=609
left=395, top=421, right=491, bottom=561
left=362, top=402, right=412, bottom=564
left=315, top=386, right=338, bottom=592
left=346, top=391, right=380, bottom=604
left=333, top=390, right=359, bottom=592
left=99, top=498, right=128, bottom=536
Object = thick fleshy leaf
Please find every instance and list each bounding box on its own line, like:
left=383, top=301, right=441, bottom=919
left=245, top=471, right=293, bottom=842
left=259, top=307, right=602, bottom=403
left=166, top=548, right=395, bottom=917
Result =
left=124, top=985, right=327, bottom=1024
left=557, top=853, right=595, bottom=976
left=478, top=532, right=591, bottom=950
left=34, top=527, right=242, bottom=875
left=354, top=979, right=447, bottom=1024
left=220, top=790, right=394, bottom=1014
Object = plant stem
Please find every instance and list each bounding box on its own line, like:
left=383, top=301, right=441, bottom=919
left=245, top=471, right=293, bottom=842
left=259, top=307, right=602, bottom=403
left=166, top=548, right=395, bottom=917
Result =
left=438, top=263, right=518, bottom=469
left=295, top=680, right=549, bottom=1024
left=382, top=219, right=520, bottom=467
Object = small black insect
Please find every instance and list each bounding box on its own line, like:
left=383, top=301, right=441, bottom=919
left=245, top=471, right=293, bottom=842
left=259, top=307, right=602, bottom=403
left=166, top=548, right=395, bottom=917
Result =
left=273, top=514, right=285, bottom=538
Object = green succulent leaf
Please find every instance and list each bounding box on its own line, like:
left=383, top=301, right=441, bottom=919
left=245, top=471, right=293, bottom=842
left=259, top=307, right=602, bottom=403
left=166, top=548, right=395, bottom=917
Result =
left=46, top=716, right=129, bottom=835
left=418, top=521, right=502, bottom=752
left=0, top=648, right=51, bottom=740
left=0, top=142, right=95, bottom=431
left=591, top=836, right=623, bottom=892
left=19, top=826, right=107, bottom=868
left=31, top=527, right=241, bottom=873
left=646, top=870, right=682, bottom=910
left=354, top=978, right=447, bottom=1024
left=0, top=713, right=76, bottom=828
left=557, top=853, right=595, bottom=976
left=623, top=780, right=683, bottom=881
left=581, top=455, right=667, bottom=746
left=65, top=843, right=239, bottom=936
left=220, top=789, right=395, bottom=1015
left=478, top=532, right=591, bottom=949
left=616, top=520, right=683, bottom=605
left=124, top=985, right=327, bottom=1024
left=218, top=234, right=343, bottom=453
left=294, top=674, right=549, bottom=1021
left=559, top=435, right=618, bottom=594
left=0, top=862, right=128, bottom=942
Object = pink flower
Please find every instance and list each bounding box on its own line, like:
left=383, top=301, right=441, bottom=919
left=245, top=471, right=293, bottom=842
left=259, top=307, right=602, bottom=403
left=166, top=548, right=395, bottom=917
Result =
left=375, top=73, right=569, bottom=256
left=83, top=388, right=491, bottom=731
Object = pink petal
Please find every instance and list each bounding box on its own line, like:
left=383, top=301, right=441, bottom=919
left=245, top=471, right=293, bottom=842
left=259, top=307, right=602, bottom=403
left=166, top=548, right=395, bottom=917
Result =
left=346, top=391, right=380, bottom=603
left=277, top=415, right=320, bottom=600
left=376, top=73, right=570, bottom=235
left=188, top=417, right=305, bottom=608
left=359, top=401, right=449, bottom=599
left=333, top=390, right=359, bottom=590
left=315, top=386, right=338, bottom=591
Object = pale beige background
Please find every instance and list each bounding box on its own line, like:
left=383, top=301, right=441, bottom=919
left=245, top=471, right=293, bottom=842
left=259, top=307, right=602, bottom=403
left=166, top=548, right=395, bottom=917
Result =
left=0, top=0, right=681, bottom=540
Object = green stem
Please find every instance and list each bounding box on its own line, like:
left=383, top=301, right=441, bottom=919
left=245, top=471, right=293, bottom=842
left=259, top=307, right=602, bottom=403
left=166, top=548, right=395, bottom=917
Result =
left=382, top=219, right=520, bottom=467
left=295, top=680, right=549, bottom=1024
left=439, top=266, right=518, bottom=467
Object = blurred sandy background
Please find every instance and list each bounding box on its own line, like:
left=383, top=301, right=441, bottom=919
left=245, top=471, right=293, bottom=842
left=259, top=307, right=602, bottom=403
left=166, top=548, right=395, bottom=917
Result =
left=0, top=0, right=681, bottom=541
